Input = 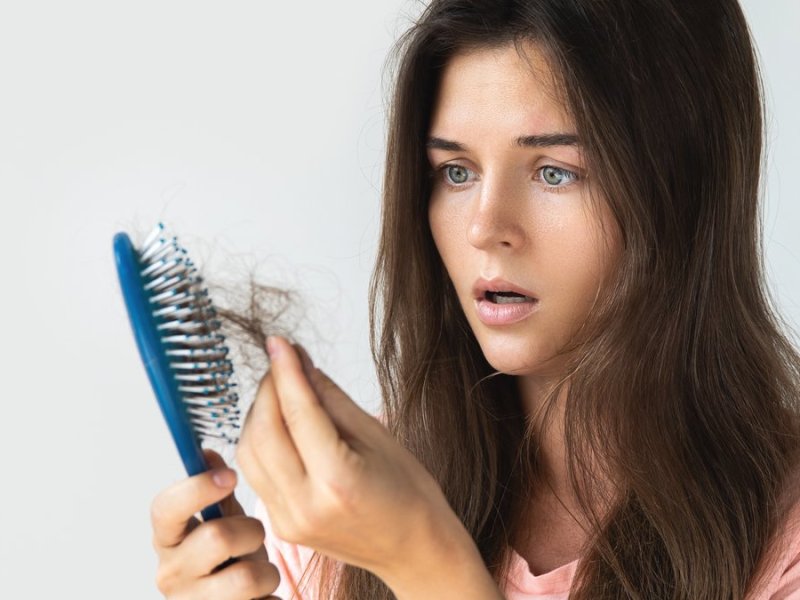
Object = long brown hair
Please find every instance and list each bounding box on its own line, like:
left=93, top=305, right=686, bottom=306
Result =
left=227, top=0, right=800, bottom=597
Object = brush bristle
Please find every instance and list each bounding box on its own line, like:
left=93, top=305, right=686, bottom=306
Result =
left=137, top=222, right=240, bottom=444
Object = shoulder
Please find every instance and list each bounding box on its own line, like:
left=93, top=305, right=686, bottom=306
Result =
left=748, top=473, right=800, bottom=599
left=253, top=497, right=319, bottom=600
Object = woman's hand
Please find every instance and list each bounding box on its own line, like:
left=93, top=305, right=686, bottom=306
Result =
left=235, top=335, right=483, bottom=595
left=150, top=448, right=282, bottom=599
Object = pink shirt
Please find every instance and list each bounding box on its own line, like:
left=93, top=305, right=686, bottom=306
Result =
left=253, top=496, right=800, bottom=599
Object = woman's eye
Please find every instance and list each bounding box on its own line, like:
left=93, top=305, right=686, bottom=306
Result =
left=444, top=165, right=472, bottom=185
left=539, top=166, right=577, bottom=187
left=433, top=163, right=578, bottom=191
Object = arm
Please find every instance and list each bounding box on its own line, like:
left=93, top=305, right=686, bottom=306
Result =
left=379, top=510, right=505, bottom=600
left=237, top=336, right=505, bottom=598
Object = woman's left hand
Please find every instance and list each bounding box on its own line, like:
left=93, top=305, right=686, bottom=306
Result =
left=235, top=335, right=472, bottom=591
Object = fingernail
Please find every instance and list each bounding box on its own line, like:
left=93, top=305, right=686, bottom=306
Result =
left=212, top=469, right=236, bottom=488
left=266, top=335, right=281, bottom=359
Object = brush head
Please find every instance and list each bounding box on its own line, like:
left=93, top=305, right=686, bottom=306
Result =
left=140, top=223, right=241, bottom=443
left=115, top=222, right=241, bottom=457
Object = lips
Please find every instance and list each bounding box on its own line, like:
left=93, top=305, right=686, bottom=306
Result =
left=472, top=277, right=538, bottom=302
left=471, top=277, right=540, bottom=326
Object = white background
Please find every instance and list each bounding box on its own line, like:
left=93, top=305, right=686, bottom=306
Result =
left=0, top=1, right=797, bottom=598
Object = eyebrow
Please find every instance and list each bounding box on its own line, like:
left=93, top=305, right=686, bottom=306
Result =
left=426, top=133, right=580, bottom=151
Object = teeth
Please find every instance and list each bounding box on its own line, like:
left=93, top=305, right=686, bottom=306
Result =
left=495, top=295, right=528, bottom=304
left=487, top=291, right=535, bottom=304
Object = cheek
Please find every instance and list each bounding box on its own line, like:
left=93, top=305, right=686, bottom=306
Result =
left=580, top=211, right=624, bottom=293
left=533, top=215, right=619, bottom=320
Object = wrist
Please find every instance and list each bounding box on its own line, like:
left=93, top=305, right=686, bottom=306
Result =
left=378, top=509, right=504, bottom=600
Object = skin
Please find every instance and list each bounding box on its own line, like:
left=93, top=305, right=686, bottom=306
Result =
left=151, top=448, right=281, bottom=599
left=426, top=42, right=624, bottom=572
left=151, top=337, right=503, bottom=599
left=243, top=337, right=505, bottom=598
left=149, top=40, right=624, bottom=597
left=427, top=41, right=623, bottom=406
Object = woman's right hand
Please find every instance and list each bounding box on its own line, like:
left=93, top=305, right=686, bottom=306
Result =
left=151, top=448, right=282, bottom=599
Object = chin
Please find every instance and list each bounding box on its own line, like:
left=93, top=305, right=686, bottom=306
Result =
left=477, top=337, right=561, bottom=377
left=489, top=361, right=537, bottom=376
left=480, top=347, right=537, bottom=376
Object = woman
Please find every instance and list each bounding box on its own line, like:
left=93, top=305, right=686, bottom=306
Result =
left=150, top=0, right=800, bottom=598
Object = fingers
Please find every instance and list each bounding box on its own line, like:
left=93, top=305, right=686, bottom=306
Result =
left=266, top=335, right=343, bottom=477
left=238, top=370, right=306, bottom=493
left=202, top=448, right=228, bottom=471
left=291, top=341, right=383, bottom=448
left=292, top=342, right=315, bottom=375
left=203, top=449, right=245, bottom=517
left=160, top=553, right=282, bottom=600
left=151, top=452, right=284, bottom=599
left=178, top=515, right=268, bottom=577
left=151, top=465, right=238, bottom=549
left=303, top=366, right=382, bottom=447
left=190, top=558, right=282, bottom=600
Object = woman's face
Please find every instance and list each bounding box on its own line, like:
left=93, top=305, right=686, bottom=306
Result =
left=427, top=42, right=623, bottom=379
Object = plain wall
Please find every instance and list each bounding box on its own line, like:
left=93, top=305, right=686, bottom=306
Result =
left=0, top=1, right=797, bottom=597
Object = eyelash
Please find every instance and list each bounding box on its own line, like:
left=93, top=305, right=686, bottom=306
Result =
left=430, top=164, right=579, bottom=194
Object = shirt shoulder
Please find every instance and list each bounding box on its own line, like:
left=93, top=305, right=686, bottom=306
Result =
left=749, top=488, right=800, bottom=599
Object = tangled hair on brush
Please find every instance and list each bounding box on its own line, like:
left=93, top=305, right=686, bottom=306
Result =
left=207, top=275, right=302, bottom=378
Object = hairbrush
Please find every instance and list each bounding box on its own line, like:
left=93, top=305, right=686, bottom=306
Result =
left=113, top=222, right=240, bottom=521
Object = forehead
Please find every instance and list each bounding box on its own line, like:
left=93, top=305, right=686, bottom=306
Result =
left=429, top=42, right=573, bottom=134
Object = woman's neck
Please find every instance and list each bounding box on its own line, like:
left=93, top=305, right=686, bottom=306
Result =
left=510, top=376, right=591, bottom=574
left=516, top=375, right=574, bottom=501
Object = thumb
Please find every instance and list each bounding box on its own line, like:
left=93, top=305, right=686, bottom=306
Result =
left=202, top=448, right=246, bottom=517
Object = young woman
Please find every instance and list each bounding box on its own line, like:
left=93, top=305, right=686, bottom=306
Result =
left=150, top=0, right=800, bottom=598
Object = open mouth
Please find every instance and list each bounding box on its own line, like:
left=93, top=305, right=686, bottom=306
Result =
left=484, top=291, right=538, bottom=304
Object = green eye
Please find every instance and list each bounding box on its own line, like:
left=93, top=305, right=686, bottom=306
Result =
left=539, top=166, right=579, bottom=189
left=445, top=165, right=470, bottom=185
left=542, top=166, right=566, bottom=185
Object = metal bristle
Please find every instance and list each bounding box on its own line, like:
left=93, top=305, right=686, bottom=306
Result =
left=137, top=222, right=240, bottom=444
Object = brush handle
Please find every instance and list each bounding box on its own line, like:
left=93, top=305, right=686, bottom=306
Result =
left=114, top=232, right=224, bottom=521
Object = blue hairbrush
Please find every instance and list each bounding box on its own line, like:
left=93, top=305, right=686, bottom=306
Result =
left=113, top=222, right=240, bottom=521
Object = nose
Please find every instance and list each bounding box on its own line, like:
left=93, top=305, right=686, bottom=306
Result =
left=466, top=176, right=527, bottom=251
